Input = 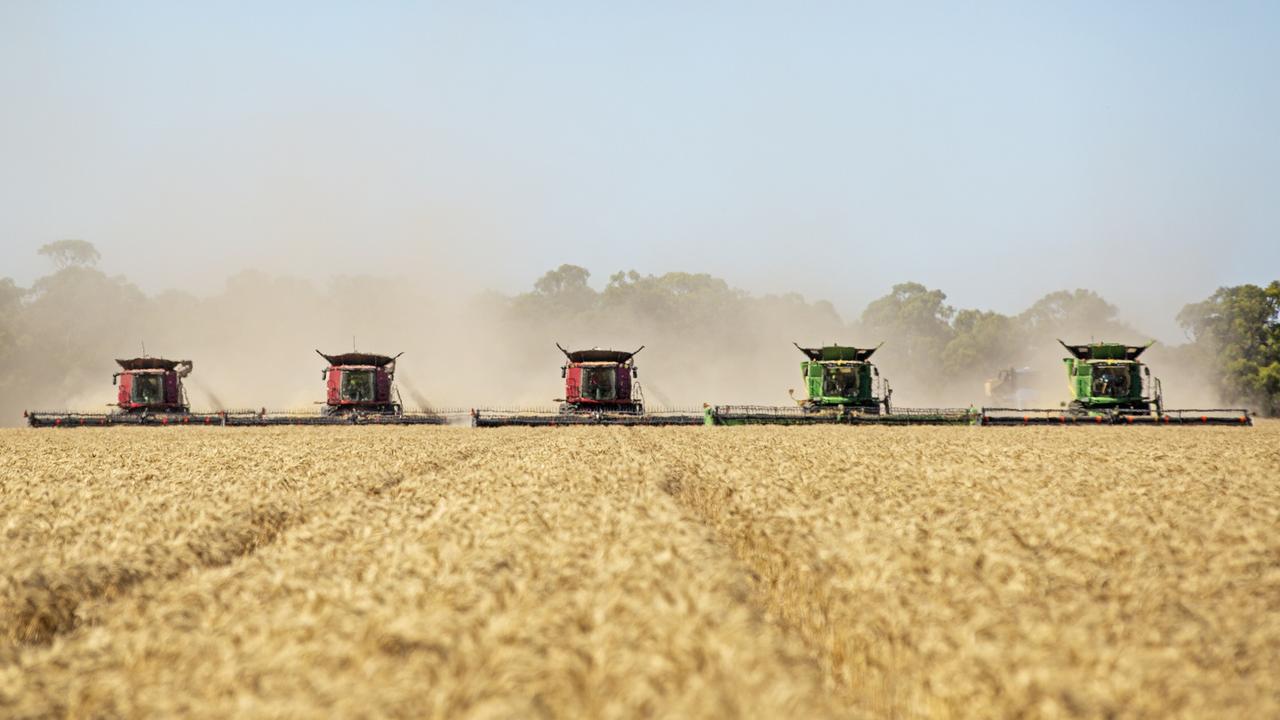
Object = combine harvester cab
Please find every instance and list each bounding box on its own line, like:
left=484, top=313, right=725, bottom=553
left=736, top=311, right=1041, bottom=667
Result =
left=26, top=357, right=229, bottom=427
left=472, top=344, right=701, bottom=426
left=320, top=351, right=404, bottom=417
left=223, top=350, right=448, bottom=426
left=115, top=357, right=192, bottom=414
left=979, top=340, right=1252, bottom=426
left=705, top=343, right=975, bottom=425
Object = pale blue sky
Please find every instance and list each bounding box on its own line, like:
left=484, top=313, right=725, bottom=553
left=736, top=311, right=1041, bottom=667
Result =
left=2, top=1, right=1277, bottom=339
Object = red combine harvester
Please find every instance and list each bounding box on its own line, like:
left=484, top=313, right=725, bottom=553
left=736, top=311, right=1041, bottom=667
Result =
left=317, top=350, right=404, bottom=416
left=25, top=357, right=229, bottom=427
left=559, top=345, right=643, bottom=415
left=471, top=344, right=701, bottom=426
left=225, top=350, right=448, bottom=425
left=26, top=351, right=450, bottom=427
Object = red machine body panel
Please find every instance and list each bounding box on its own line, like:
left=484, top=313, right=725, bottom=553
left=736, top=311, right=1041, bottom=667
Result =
left=376, top=369, right=391, bottom=401
left=164, top=372, right=179, bottom=404
left=326, top=369, right=341, bottom=405
left=565, top=366, right=581, bottom=400
left=117, top=373, right=131, bottom=407
left=617, top=365, right=632, bottom=401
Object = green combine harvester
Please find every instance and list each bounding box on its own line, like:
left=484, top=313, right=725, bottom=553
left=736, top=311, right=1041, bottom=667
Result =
left=704, top=343, right=974, bottom=425
left=979, top=340, right=1252, bottom=425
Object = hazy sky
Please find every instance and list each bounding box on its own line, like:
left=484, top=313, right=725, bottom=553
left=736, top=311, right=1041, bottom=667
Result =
left=2, top=1, right=1277, bottom=340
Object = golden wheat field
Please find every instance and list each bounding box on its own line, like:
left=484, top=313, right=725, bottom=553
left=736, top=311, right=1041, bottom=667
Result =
left=1, top=424, right=1277, bottom=719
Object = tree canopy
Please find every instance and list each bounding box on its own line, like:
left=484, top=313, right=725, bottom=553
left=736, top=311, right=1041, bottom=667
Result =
left=37, top=239, right=101, bottom=270
left=1177, top=282, right=1280, bottom=415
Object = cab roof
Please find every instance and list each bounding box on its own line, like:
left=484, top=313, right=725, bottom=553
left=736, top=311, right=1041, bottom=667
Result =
left=115, top=357, right=187, bottom=371
left=557, top=344, right=643, bottom=363
left=1058, top=340, right=1152, bottom=361
left=794, top=343, right=881, bottom=362
left=317, top=350, right=401, bottom=367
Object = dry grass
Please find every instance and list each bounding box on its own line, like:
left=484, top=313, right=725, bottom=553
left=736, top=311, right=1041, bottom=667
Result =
left=1, top=423, right=1277, bottom=718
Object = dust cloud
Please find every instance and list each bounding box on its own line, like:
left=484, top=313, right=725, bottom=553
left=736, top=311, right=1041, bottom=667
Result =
left=0, top=255, right=1242, bottom=425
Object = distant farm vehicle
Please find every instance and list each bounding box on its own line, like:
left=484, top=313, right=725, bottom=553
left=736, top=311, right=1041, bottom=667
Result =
left=984, top=367, right=1039, bottom=408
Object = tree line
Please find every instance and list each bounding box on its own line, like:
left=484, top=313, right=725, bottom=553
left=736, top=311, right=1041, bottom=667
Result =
left=1, top=241, right=1276, bottom=419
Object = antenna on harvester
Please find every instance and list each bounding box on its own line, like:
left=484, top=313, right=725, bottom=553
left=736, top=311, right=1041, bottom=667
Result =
left=141, top=340, right=147, bottom=357
left=352, top=336, right=357, bottom=352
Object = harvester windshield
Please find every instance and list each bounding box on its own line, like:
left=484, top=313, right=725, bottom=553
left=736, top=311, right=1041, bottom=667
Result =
left=581, top=366, right=618, bottom=401
left=1091, top=365, right=1131, bottom=398
left=822, top=366, right=860, bottom=398
left=341, top=370, right=376, bottom=402
left=133, top=375, right=164, bottom=404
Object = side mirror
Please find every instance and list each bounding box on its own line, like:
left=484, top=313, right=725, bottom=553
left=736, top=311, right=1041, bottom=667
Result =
left=873, top=367, right=879, bottom=377
left=1143, top=367, right=1150, bottom=376
left=112, top=374, right=118, bottom=386
left=561, top=366, right=567, bottom=379
left=632, top=368, right=638, bottom=378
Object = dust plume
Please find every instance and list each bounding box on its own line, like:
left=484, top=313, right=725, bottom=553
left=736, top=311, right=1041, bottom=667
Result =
left=0, top=252, right=1268, bottom=424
